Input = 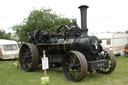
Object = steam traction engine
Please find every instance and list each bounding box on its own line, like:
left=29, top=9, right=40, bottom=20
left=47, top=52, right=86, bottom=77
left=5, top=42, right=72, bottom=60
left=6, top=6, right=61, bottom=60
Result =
left=19, top=5, right=116, bottom=82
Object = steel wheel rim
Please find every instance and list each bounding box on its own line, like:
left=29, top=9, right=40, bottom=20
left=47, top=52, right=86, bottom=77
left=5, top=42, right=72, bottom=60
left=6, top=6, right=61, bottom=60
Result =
left=63, top=51, right=88, bottom=82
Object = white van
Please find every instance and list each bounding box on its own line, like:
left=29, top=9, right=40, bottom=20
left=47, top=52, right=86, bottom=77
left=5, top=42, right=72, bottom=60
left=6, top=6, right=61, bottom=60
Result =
left=0, top=39, right=19, bottom=59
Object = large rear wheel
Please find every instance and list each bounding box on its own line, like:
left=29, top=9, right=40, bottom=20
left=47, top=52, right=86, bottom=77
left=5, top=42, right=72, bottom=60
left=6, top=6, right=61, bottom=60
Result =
left=19, top=43, right=39, bottom=72
left=62, top=51, right=88, bottom=82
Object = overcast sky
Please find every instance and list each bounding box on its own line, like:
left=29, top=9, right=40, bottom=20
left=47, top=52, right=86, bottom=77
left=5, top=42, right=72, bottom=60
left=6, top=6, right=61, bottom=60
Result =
left=0, top=0, right=128, bottom=33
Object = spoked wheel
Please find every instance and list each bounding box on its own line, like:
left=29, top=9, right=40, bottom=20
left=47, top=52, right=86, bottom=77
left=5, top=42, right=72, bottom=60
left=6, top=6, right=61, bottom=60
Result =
left=19, top=43, right=39, bottom=72
left=96, top=48, right=116, bottom=74
left=62, top=51, right=88, bottom=82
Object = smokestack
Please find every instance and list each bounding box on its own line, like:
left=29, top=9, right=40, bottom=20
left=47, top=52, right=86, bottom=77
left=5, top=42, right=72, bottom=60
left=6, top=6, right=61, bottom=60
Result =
left=79, top=5, right=89, bottom=36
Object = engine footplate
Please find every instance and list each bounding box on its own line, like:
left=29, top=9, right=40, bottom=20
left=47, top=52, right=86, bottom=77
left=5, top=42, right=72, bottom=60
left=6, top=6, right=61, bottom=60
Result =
left=88, top=59, right=108, bottom=71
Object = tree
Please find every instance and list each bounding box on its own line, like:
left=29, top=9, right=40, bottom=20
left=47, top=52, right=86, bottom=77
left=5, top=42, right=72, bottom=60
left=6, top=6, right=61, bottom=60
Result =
left=0, top=29, right=12, bottom=40
left=12, top=8, right=71, bottom=42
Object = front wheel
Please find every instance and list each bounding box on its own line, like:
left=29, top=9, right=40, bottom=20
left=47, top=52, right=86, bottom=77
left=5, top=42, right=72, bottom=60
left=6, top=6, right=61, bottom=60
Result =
left=62, top=51, right=88, bottom=82
left=96, top=48, right=116, bottom=74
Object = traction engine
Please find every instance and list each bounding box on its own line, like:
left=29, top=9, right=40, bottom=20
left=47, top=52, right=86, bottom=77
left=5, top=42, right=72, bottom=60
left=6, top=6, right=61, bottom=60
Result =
left=19, top=5, right=116, bottom=82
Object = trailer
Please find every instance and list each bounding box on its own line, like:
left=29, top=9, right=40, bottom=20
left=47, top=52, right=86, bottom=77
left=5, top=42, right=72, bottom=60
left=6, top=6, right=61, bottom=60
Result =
left=91, top=32, right=128, bottom=55
left=0, top=39, right=19, bottom=59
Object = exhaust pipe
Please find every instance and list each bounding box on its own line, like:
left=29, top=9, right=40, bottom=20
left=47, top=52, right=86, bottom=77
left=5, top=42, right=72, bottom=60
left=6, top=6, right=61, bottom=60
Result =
left=79, top=5, right=89, bottom=36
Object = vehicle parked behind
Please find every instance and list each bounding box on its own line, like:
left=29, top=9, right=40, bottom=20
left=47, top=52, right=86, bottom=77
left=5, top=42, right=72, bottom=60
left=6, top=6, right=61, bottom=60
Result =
left=125, top=43, right=128, bottom=56
left=0, top=39, right=19, bottom=59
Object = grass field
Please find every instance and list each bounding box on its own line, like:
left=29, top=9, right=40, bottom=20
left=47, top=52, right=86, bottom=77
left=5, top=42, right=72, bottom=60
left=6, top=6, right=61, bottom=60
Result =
left=0, top=56, right=128, bottom=85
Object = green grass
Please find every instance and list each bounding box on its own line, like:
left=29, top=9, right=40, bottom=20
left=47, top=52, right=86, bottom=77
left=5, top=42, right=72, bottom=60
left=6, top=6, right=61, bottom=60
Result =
left=0, top=56, right=128, bottom=85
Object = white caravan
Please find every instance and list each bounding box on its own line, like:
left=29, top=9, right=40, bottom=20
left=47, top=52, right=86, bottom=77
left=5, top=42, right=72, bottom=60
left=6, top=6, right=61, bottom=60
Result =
left=0, top=39, right=19, bottom=59
left=91, top=32, right=128, bottom=55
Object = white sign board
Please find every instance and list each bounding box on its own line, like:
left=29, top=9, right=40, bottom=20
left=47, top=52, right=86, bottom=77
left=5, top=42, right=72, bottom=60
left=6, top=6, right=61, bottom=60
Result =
left=42, top=57, right=49, bottom=70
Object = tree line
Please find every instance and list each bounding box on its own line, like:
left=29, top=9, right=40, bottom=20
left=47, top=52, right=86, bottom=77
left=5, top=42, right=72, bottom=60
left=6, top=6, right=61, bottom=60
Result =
left=0, top=30, right=12, bottom=40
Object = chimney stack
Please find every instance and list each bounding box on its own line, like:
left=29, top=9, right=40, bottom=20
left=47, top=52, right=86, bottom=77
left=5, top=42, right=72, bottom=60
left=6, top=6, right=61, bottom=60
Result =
left=79, top=5, right=89, bottom=36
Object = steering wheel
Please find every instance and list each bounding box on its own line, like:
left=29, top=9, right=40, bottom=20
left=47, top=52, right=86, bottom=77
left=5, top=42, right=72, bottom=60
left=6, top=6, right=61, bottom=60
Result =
left=56, top=25, right=70, bottom=34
